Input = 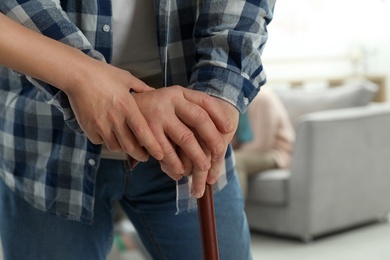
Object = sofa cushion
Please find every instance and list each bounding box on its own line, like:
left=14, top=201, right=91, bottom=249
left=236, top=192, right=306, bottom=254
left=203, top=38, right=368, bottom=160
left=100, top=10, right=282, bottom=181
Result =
left=247, top=169, right=290, bottom=206
left=274, top=80, right=378, bottom=130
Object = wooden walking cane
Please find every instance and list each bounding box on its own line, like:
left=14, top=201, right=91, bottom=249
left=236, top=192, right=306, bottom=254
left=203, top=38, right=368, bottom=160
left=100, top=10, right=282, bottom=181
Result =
left=197, top=184, right=219, bottom=260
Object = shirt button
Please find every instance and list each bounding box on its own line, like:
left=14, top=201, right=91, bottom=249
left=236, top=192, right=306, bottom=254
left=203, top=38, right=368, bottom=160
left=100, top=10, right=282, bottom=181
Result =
left=102, top=24, right=111, bottom=32
left=244, top=97, right=249, bottom=106
left=88, top=159, right=96, bottom=166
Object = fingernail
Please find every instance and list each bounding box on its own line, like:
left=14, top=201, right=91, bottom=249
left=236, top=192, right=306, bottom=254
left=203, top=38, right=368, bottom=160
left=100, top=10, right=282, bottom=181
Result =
left=207, top=168, right=220, bottom=184
left=207, top=176, right=215, bottom=185
left=191, top=188, right=204, bottom=199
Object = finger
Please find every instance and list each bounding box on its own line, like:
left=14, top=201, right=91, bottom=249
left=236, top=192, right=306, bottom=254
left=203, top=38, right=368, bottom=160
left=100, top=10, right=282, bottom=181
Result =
left=95, top=123, right=123, bottom=151
left=207, top=128, right=235, bottom=184
left=102, top=132, right=123, bottom=152
left=85, top=131, right=104, bottom=145
left=153, top=128, right=185, bottom=175
left=178, top=148, right=193, bottom=177
left=164, top=120, right=210, bottom=172
left=114, top=126, right=150, bottom=162
left=126, top=109, right=164, bottom=161
left=190, top=140, right=212, bottom=198
left=191, top=167, right=208, bottom=198
left=206, top=149, right=226, bottom=185
left=79, top=120, right=105, bottom=145
left=174, top=100, right=224, bottom=155
left=159, top=160, right=184, bottom=181
left=104, top=110, right=150, bottom=161
left=183, top=88, right=235, bottom=133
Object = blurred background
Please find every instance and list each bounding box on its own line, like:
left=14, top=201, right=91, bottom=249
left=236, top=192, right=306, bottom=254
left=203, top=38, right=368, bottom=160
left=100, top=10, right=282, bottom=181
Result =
left=263, top=0, right=390, bottom=96
left=3, top=1, right=390, bottom=260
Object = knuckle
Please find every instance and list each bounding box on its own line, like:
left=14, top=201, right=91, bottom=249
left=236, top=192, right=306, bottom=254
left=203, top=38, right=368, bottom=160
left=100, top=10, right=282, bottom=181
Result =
left=200, top=93, right=213, bottom=107
left=132, top=124, right=146, bottom=139
left=208, top=138, right=223, bottom=153
left=192, top=109, right=209, bottom=124
left=211, top=154, right=224, bottom=164
left=171, top=85, right=181, bottom=91
left=179, top=131, right=195, bottom=145
left=160, top=151, right=184, bottom=175
left=162, top=143, right=176, bottom=156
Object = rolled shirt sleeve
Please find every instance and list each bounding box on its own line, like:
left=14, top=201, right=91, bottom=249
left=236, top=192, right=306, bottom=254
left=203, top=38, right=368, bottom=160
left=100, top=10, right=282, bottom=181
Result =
left=189, top=0, right=276, bottom=113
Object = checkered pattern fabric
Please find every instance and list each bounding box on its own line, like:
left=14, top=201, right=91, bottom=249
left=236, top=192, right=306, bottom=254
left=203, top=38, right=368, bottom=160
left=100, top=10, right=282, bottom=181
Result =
left=0, top=0, right=275, bottom=224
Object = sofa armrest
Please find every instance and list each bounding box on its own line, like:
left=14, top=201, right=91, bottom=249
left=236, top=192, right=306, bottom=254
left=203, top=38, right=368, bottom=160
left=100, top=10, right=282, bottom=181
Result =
left=247, top=169, right=291, bottom=206
left=289, top=103, right=390, bottom=231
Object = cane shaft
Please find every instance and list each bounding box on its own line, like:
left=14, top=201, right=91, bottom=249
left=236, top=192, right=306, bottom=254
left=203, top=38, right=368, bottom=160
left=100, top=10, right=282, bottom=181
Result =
left=197, top=184, right=219, bottom=260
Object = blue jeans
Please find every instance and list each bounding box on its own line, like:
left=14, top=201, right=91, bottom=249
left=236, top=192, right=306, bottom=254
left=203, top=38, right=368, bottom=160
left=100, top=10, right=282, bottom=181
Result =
left=0, top=158, right=251, bottom=260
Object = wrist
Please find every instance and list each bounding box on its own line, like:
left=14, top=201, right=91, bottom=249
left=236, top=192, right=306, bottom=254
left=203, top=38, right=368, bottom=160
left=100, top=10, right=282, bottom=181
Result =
left=58, top=51, right=103, bottom=96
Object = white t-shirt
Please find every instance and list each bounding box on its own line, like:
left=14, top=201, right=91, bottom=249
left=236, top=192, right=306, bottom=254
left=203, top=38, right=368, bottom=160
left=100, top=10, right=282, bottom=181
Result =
left=111, top=0, right=162, bottom=81
left=102, top=1, right=162, bottom=160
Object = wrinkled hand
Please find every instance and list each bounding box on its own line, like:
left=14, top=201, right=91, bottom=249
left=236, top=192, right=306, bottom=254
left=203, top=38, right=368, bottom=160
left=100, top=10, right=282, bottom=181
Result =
left=64, top=62, right=164, bottom=162
left=133, top=86, right=236, bottom=183
left=134, top=87, right=238, bottom=198
left=173, top=98, right=239, bottom=198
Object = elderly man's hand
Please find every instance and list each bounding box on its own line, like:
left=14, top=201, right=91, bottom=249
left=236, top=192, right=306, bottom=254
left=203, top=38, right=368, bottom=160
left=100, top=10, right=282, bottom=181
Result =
left=172, top=98, right=239, bottom=198
left=134, top=86, right=238, bottom=197
left=133, top=86, right=237, bottom=188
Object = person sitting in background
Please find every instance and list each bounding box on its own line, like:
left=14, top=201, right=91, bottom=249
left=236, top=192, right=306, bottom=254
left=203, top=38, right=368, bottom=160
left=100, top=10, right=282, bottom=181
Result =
left=233, top=87, right=295, bottom=200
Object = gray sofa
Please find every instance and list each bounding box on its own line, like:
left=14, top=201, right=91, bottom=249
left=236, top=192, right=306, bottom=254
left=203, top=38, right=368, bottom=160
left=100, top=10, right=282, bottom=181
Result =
left=245, top=82, right=390, bottom=241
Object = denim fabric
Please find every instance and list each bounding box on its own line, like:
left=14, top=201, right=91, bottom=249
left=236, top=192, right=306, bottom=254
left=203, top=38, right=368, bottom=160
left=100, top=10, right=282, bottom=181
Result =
left=0, top=159, right=251, bottom=260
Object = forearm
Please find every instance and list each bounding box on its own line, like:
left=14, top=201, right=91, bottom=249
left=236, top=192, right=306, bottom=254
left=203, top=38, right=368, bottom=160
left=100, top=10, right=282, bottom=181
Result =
left=0, top=13, right=99, bottom=93
left=0, top=14, right=164, bottom=161
left=1, top=1, right=110, bottom=102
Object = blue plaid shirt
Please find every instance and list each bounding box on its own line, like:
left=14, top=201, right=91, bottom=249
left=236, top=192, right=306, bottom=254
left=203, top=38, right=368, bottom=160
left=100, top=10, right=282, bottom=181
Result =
left=0, top=0, right=275, bottom=224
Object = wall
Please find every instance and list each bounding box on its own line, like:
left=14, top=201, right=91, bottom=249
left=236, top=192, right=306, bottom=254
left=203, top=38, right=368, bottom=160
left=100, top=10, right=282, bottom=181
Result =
left=262, top=0, right=390, bottom=100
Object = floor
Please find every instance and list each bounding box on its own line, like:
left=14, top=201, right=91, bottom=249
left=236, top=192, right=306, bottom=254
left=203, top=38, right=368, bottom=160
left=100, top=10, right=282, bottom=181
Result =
left=1, top=219, right=389, bottom=260
left=109, top=218, right=390, bottom=260
left=249, top=220, right=390, bottom=260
